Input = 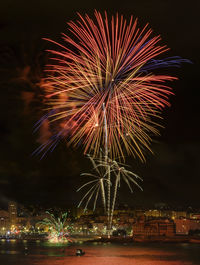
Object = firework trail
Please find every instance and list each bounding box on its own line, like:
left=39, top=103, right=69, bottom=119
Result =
left=77, top=152, right=142, bottom=228
left=77, top=154, right=108, bottom=213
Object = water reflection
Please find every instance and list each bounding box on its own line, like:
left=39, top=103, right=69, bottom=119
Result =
left=0, top=240, right=199, bottom=264
left=0, top=250, right=20, bottom=255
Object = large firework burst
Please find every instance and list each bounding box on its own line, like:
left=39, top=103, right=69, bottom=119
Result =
left=37, top=10, right=187, bottom=161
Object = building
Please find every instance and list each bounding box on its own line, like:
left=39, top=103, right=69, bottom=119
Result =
left=8, top=201, right=17, bottom=225
left=189, top=213, right=200, bottom=220
left=174, top=219, right=200, bottom=235
left=134, top=210, right=145, bottom=218
left=0, top=210, right=9, bottom=234
left=133, top=217, right=175, bottom=237
left=145, top=209, right=161, bottom=218
left=171, top=211, right=187, bottom=220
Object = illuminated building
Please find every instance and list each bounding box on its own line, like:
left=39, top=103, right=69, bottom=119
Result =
left=0, top=210, right=9, bottom=234
left=133, top=217, right=175, bottom=237
left=189, top=213, right=200, bottom=219
left=8, top=201, right=17, bottom=225
left=174, top=219, right=200, bottom=235
left=145, top=209, right=161, bottom=218
left=171, top=211, right=187, bottom=219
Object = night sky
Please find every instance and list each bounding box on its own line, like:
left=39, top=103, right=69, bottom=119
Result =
left=0, top=0, right=199, bottom=209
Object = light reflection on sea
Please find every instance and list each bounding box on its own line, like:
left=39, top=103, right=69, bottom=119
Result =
left=0, top=239, right=200, bottom=265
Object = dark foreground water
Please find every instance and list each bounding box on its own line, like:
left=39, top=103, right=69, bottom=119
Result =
left=0, top=239, right=200, bottom=265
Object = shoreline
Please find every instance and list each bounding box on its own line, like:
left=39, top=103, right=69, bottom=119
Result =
left=88, top=235, right=200, bottom=244
left=1, top=235, right=200, bottom=244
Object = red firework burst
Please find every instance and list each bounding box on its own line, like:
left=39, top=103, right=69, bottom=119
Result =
left=37, top=10, right=187, bottom=160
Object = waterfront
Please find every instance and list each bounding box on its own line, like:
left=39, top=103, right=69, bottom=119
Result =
left=0, top=240, right=200, bottom=265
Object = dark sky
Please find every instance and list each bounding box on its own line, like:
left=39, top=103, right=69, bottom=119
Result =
left=0, top=0, right=199, bottom=210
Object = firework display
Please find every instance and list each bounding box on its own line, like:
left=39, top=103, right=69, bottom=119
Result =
left=78, top=152, right=143, bottom=228
left=37, top=10, right=187, bottom=161
left=38, top=211, right=72, bottom=243
left=36, top=11, right=188, bottom=234
left=77, top=154, right=108, bottom=213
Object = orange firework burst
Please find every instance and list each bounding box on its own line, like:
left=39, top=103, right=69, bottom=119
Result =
left=37, top=10, right=187, bottom=161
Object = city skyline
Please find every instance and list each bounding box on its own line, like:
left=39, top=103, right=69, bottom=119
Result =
left=1, top=199, right=200, bottom=238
